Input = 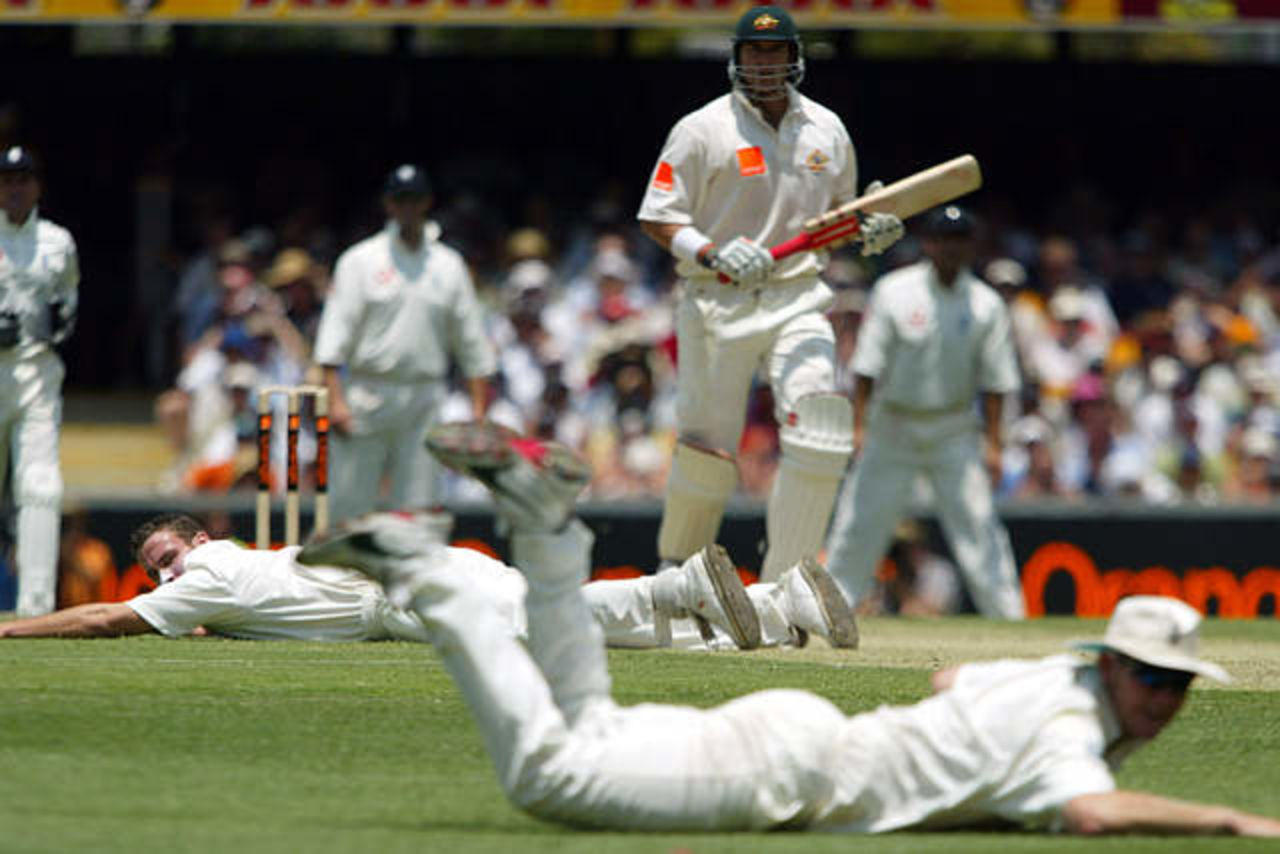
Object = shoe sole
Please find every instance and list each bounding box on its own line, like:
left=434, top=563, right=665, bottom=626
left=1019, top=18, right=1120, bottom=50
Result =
left=700, top=545, right=762, bottom=650
left=798, top=556, right=859, bottom=650
left=427, top=422, right=591, bottom=492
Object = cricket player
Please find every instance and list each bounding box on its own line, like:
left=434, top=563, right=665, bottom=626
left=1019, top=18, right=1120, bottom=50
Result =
left=299, top=425, right=1280, bottom=836
left=637, top=5, right=905, bottom=582
left=0, top=146, right=79, bottom=617
left=825, top=205, right=1026, bottom=619
left=314, top=163, right=495, bottom=526
left=0, top=503, right=855, bottom=651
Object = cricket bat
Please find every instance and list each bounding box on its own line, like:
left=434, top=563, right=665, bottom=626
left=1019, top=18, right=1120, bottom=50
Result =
left=766, top=154, right=983, bottom=264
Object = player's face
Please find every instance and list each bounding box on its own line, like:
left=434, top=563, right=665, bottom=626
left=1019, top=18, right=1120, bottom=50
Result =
left=1102, top=653, right=1192, bottom=740
left=140, top=530, right=210, bottom=584
left=0, top=171, right=39, bottom=226
left=922, top=235, right=977, bottom=278
left=737, top=41, right=793, bottom=103
left=384, top=194, right=431, bottom=232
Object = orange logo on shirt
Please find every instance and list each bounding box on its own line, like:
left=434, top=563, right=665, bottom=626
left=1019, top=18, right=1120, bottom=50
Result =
left=737, top=147, right=766, bottom=177
left=652, top=161, right=675, bottom=192
left=805, top=149, right=830, bottom=173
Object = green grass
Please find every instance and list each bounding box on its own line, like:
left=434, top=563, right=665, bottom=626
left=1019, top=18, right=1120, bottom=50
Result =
left=2, top=617, right=1278, bottom=853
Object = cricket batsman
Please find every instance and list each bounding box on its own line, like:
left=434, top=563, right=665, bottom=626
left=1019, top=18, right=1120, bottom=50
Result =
left=637, top=5, right=905, bottom=581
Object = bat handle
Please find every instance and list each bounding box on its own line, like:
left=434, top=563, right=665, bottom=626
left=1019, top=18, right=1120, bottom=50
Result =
left=715, top=233, right=816, bottom=284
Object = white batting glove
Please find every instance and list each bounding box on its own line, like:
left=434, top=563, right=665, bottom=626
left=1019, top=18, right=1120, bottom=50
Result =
left=859, top=212, right=904, bottom=257
left=864, top=180, right=885, bottom=195
left=712, top=236, right=775, bottom=285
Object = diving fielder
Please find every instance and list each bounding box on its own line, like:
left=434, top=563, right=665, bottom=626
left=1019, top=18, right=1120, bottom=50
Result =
left=637, top=5, right=904, bottom=581
left=0, top=146, right=79, bottom=616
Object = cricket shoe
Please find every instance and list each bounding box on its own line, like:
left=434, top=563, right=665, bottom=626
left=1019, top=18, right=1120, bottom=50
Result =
left=779, top=557, right=859, bottom=649
left=652, top=544, right=762, bottom=650
left=298, top=511, right=446, bottom=607
left=426, top=420, right=591, bottom=533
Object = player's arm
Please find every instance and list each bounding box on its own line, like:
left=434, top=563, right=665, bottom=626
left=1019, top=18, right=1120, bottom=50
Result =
left=851, top=374, right=875, bottom=458
left=980, top=391, right=1005, bottom=485
left=0, top=602, right=156, bottom=638
left=1062, top=790, right=1280, bottom=837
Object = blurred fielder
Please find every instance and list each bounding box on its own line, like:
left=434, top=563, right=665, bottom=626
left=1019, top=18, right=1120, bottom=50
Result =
left=301, top=422, right=1280, bottom=836
left=314, top=164, right=495, bottom=527
left=637, top=5, right=904, bottom=582
left=825, top=205, right=1026, bottom=618
left=0, top=146, right=79, bottom=617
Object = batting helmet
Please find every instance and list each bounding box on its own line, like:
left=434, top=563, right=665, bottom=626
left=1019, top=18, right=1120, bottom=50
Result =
left=728, top=5, right=805, bottom=99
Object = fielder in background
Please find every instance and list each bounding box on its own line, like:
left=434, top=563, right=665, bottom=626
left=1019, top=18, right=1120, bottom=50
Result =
left=825, top=205, right=1026, bottom=619
left=637, top=5, right=904, bottom=582
left=313, top=164, right=495, bottom=526
left=301, top=450, right=1280, bottom=835
left=0, top=146, right=79, bottom=617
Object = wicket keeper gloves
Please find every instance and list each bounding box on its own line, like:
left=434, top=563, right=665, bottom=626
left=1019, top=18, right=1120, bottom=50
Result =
left=709, top=236, right=775, bottom=285
left=859, top=212, right=905, bottom=257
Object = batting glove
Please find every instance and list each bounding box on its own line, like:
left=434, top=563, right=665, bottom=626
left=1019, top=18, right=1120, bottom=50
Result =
left=712, top=236, right=775, bottom=285
left=859, top=212, right=904, bottom=257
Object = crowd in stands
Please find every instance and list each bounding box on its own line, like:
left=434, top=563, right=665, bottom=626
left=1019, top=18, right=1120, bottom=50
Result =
left=153, top=188, right=1280, bottom=513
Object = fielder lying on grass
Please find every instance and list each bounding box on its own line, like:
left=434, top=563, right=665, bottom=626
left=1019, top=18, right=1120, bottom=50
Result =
left=0, top=499, right=854, bottom=651
left=296, top=420, right=1280, bottom=836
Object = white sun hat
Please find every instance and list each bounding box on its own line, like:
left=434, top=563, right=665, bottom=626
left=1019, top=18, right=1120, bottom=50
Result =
left=1071, top=595, right=1230, bottom=683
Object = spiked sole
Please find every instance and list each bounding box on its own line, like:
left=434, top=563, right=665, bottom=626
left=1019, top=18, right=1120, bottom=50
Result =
left=699, top=545, right=762, bottom=650
left=798, top=556, right=859, bottom=650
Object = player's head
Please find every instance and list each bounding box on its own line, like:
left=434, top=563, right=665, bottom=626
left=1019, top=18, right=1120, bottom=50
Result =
left=0, top=145, right=40, bottom=225
left=131, top=514, right=210, bottom=584
left=1074, top=596, right=1229, bottom=740
left=728, top=5, right=804, bottom=103
left=920, top=204, right=979, bottom=277
left=382, top=163, right=432, bottom=225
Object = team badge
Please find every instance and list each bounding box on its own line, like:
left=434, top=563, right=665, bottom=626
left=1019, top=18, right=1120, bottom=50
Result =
left=805, top=149, right=830, bottom=174
left=652, top=161, right=675, bottom=192
left=736, top=146, right=767, bottom=177
left=753, top=12, right=780, bottom=30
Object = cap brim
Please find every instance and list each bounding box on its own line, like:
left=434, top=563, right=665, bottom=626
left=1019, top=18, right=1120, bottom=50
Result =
left=1069, top=640, right=1231, bottom=683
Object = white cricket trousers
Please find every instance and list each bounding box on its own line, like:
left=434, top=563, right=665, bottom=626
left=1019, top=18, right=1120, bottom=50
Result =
left=0, top=348, right=64, bottom=616
left=404, top=529, right=848, bottom=830
left=675, top=280, right=836, bottom=452
left=330, top=375, right=446, bottom=523
left=824, top=409, right=1025, bottom=619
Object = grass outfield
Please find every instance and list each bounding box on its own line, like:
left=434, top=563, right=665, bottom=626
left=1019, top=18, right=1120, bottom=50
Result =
left=2, top=616, right=1278, bottom=853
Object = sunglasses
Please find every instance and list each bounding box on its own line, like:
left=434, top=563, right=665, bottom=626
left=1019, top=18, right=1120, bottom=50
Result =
left=1126, top=659, right=1195, bottom=693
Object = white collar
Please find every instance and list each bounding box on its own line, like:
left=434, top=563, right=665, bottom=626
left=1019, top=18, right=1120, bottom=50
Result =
left=385, top=219, right=442, bottom=252
left=0, top=206, right=38, bottom=234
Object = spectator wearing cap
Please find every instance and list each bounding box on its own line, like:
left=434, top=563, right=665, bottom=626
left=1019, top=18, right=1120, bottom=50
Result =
left=264, top=247, right=327, bottom=352
left=1001, top=413, right=1073, bottom=500
left=313, top=164, right=496, bottom=526
left=826, top=205, right=1025, bottom=619
left=1023, top=286, right=1109, bottom=421
left=1222, top=426, right=1278, bottom=503
left=0, top=145, right=80, bottom=616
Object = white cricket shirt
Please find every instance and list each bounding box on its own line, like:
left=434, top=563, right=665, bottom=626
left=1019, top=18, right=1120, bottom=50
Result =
left=313, top=222, right=496, bottom=382
left=821, top=656, right=1136, bottom=832
left=127, top=541, right=393, bottom=641
left=637, top=89, right=858, bottom=284
left=0, top=207, right=79, bottom=357
left=854, top=260, right=1020, bottom=413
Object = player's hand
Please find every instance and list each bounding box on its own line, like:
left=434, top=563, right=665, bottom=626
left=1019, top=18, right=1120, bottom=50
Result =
left=712, top=236, right=774, bottom=285
left=859, top=212, right=904, bottom=257
left=864, top=180, right=885, bottom=195
left=1230, top=810, right=1280, bottom=837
